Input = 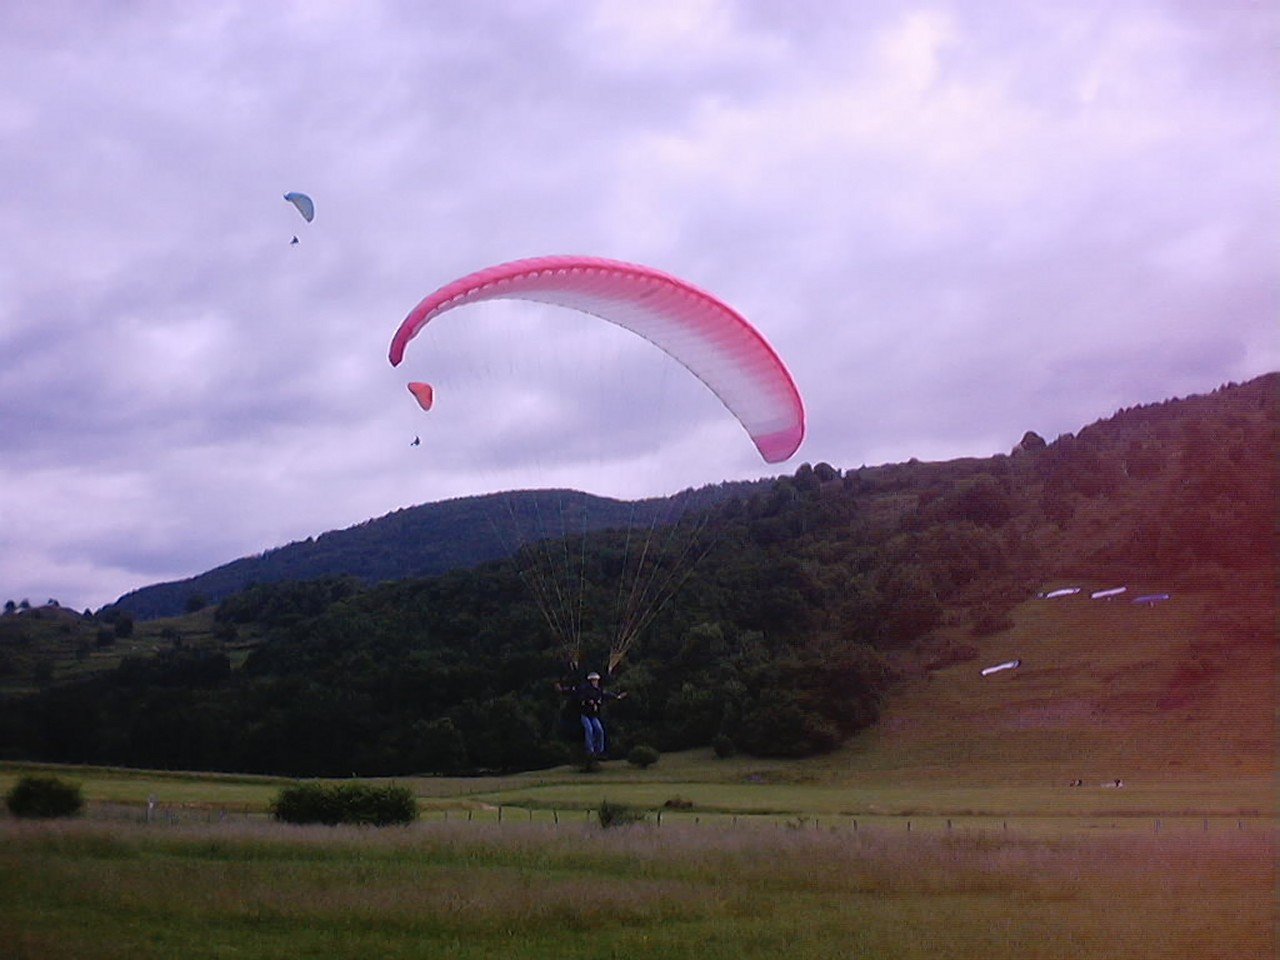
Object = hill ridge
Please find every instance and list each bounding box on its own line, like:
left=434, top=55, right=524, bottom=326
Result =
left=3, top=373, right=1272, bottom=777
left=106, top=373, right=1275, bottom=620
left=106, top=482, right=767, bottom=619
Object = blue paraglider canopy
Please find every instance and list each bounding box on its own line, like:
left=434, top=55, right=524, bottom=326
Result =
left=284, top=192, right=314, bottom=222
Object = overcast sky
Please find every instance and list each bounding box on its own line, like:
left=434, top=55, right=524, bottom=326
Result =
left=2, top=0, right=1276, bottom=612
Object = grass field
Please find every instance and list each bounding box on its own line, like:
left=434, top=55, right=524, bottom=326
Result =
left=1, top=757, right=1274, bottom=959
left=2, top=584, right=1272, bottom=957
left=1, top=815, right=1272, bottom=960
left=3, top=749, right=1271, bottom=824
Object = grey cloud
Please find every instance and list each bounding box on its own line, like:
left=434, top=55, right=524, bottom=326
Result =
left=1, top=0, right=1274, bottom=610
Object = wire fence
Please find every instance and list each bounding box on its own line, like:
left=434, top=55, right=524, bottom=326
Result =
left=81, top=799, right=1271, bottom=839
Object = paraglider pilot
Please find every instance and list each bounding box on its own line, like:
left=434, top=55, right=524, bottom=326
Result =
left=557, top=671, right=627, bottom=759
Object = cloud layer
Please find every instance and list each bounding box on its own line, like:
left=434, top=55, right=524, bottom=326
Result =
left=2, top=0, right=1275, bottom=610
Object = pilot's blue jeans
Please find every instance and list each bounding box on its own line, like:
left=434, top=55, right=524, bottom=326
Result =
left=580, top=716, right=606, bottom=756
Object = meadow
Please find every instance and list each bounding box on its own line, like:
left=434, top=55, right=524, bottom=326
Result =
left=1, top=812, right=1272, bottom=960
left=2, top=585, right=1272, bottom=957
left=1, top=757, right=1275, bottom=960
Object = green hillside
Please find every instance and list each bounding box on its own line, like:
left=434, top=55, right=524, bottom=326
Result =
left=1, top=374, right=1273, bottom=779
left=842, top=577, right=1273, bottom=785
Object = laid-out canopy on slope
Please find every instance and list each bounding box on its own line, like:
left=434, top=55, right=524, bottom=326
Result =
left=389, top=255, right=805, bottom=463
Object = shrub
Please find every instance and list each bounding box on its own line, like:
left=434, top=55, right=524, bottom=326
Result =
left=626, top=744, right=660, bottom=768
left=271, top=781, right=418, bottom=826
left=6, top=775, right=84, bottom=819
left=712, top=734, right=737, bottom=758
left=597, top=799, right=646, bottom=829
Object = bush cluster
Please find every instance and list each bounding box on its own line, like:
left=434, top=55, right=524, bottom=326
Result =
left=626, top=744, right=660, bottom=768
left=5, top=775, right=83, bottom=819
left=597, top=799, right=646, bottom=829
left=270, top=781, right=418, bottom=826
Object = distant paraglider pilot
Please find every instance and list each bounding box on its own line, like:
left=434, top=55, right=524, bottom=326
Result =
left=557, top=671, right=627, bottom=759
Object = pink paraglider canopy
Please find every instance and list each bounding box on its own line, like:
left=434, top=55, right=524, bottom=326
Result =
left=407, top=382, right=434, bottom=412
left=389, top=255, right=805, bottom=463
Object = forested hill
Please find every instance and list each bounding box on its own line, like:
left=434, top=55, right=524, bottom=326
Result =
left=106, top=483, right=763, bottom=620
left=3, top=374, right=1272, bottom=777
left=104, top=373, right=1275, bottom=622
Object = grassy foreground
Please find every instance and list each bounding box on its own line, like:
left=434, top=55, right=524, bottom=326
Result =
left=1, top=816, right=1273, bottom=960
left=1, top=581, right=1271, bottom=957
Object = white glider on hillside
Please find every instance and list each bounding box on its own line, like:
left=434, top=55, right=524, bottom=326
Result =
left=981, top=659, right=1022, bottom=677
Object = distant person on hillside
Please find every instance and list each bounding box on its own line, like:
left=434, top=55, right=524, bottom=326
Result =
left=557, top=671, right=627, bottom=759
